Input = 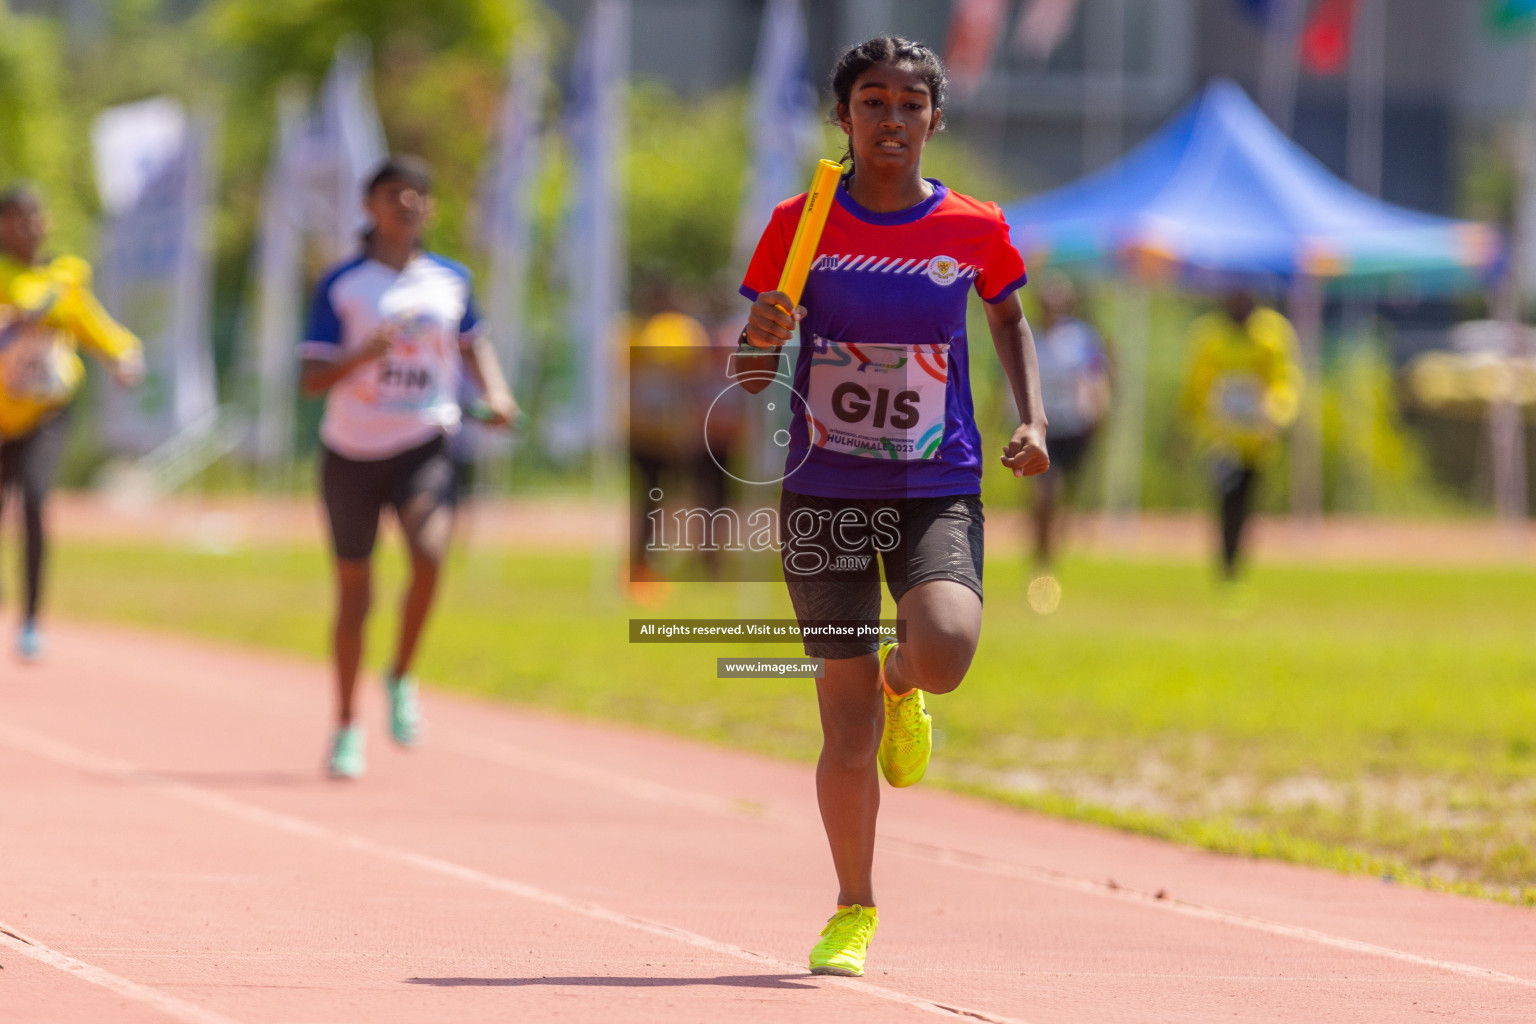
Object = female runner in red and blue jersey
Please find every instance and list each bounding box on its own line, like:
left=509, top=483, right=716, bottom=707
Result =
left=738, top=37, right=1050, bottom=976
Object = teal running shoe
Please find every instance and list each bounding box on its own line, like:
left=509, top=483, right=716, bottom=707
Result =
left=16, top=620, right=41, bottom=662
left=327, top=724, right=366, bottom=779
left=385, top=673, right=422, bottom=747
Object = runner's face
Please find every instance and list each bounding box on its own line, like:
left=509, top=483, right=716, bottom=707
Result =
left=365, top=181, right=432, bottom=246
left=837, top=61, right=940, bottom=176
left=0, top=198, right=47, bottom=262
left=1223, top=291, right=1256, bottom=325
left=1040, top=277, right=1076, bottom=322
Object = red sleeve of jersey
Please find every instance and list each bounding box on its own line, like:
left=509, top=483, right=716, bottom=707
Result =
left=976, top=204, right=1028, bottom=304
left=738, top=198, right=799, bottom=302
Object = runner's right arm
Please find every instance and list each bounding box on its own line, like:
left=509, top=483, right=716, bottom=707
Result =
left=300, top=332, right=391, bottom=395
left=737, top=201, right=800, bottom=395
left=298, top=266, right=392, bottom=396
left=737, top=289, right=803, bottom=395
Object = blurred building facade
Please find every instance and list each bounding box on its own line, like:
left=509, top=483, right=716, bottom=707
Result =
left=544, top=0, right=1534, bottom=219
left=24, top=0, right=1534, bottom=215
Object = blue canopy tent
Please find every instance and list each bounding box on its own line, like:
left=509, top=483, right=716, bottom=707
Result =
left=1000, top=79, right=1505, bottom=518
left=1002, top=78, right=1502, bottom=296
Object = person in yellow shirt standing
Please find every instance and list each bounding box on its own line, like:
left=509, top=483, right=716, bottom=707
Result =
left=0, top=185, right=144, bottom=659
left=1179, top=290, right=1301, bottom=582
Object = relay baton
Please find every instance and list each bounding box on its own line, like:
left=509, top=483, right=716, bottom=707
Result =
left=773, top=159, right=844, bottom=313
left=731, top=159, right=841, bottom=378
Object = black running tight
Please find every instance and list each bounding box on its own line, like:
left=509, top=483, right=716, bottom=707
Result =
left=1217, top=461, right=1258, bottom=580
left=0, top=409, right=70, bottom=620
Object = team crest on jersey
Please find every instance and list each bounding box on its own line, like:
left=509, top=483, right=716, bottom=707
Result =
left=927, top=255, right=960, bottom=286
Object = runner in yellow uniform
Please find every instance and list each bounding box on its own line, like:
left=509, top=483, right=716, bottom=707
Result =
left=0, top=185, right=144, bottom=660
left=1179, top=290, right=1300, bottom=581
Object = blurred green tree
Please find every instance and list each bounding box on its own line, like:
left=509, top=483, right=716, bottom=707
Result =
left=204, top=0, right=549, bottom=260
left=626, top=82, right=746, bottom=297
left=0, top=4, right=88, bottom=252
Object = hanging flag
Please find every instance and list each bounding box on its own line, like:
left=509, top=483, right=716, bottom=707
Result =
left=1489, top=0, right=1536, bottom=33
left=734, top=0, right=818, bottom=266
left=91, top=99, right=218, bottom=454
left=479, top=37, right=546, bottom=394
left=288, top=37, right=387, bottom=264
left=464, top=37, right=546, bottom=468
left=1236, top=0, right=1277, bottom=22
left=168, top=113, right=218, bottom=438
left=945, top=0, right=1009, bottom=98
left=1300, top=0, right=1357, bottom=75
left=553, top=0, right=629, bottom=458
left=247, top=90, right=305, bottom=470
left=1013, top=0, right=1085, bottom=62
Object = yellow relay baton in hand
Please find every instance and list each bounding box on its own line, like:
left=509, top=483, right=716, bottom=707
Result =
left=731, top=159, right=842, bottom=380
left=775, top=159, right=844, bottom=311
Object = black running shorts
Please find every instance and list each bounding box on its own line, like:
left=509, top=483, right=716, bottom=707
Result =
left=779, top=489, right=984, bottom=660
left=320, top=436, right=458, bottom=561
left=1044, top=430, right=1096, bottom=481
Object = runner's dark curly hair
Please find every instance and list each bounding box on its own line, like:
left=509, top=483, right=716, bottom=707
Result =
left=364, top=155, right=432, bottom=198
left=828, top=36, right=947, bottom=172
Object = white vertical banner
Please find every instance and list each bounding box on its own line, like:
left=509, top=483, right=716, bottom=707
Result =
left=170, top=111, right=219, bottom=433
left=289, top=36, right=387, bottom=265
left=558, top=0, right=629, bottom=457
left=734, top=0, right=818, bottom=266
left=245, top=39, right=386, bottom=470
left=480, top=37, right=547, bottom=394
left=92, top=98, right=217, bottom=454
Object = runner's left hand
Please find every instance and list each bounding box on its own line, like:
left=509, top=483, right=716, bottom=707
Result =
left=1001, top=423, right=1049, bottom=477
left=114, top=352, right=146, bottom=388
left=470, top=395, right=521, bottom=430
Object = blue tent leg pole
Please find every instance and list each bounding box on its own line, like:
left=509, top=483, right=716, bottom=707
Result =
left=1288, top=274, right=1324, bottom=523
left=1492, top=274, right=1529, bottom=533
left=1103, top=284, right=1150, bottom=539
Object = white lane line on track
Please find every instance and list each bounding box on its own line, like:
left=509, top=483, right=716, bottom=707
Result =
left=0, top=723, right=1025, bottom=1024
left=0, top=922, right=244, bottom=1024
left=435, top=728, right=1536, bottom=992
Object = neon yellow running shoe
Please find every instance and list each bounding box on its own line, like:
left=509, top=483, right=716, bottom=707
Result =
left=877, top=642, right=932, bottom=788
left=809, top=904, right=878, bottom=976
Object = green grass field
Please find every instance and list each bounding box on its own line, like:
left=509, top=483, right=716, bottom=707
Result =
left=43, top=536, right=1536, bottom=904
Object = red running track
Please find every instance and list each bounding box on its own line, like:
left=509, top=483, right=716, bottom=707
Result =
left=1, top=621, right=1533, bottom=1023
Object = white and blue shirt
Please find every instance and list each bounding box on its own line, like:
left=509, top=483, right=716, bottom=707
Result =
left=1036, top=317, right=1109, bottom=438
left=302, top=252, right=482, bottom=461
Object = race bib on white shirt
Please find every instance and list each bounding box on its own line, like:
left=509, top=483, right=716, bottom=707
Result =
left=372, top=309, right=453, bottom=412
left=805, top=339, right=949, bottom=460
